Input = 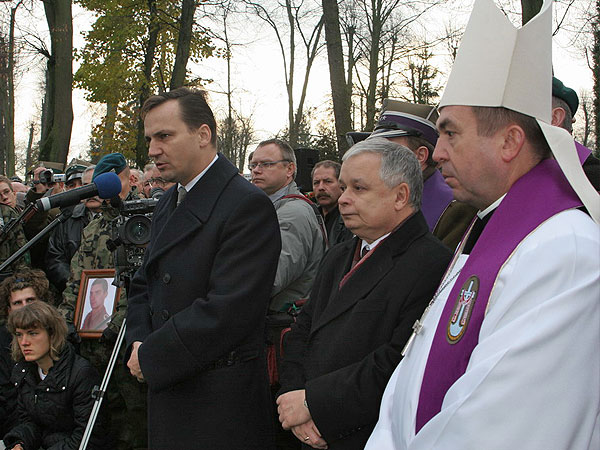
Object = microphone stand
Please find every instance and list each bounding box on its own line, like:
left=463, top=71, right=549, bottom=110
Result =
left=0, top=208, right=73, bottom=272
left=79, top=319, right=127, bottom=450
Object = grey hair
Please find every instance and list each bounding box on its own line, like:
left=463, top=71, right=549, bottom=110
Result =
left=342, top=137, right=423, bottom=209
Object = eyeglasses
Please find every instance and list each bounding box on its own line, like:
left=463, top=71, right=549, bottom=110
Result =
left=144, top=177, right=166, bottom=187
left=248, top=160, right=291, bottom=170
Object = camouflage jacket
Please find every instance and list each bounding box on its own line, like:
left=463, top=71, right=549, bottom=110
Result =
left=0, top=204, right=30, bottom=270
left=59, top=202, right=128, bottom=335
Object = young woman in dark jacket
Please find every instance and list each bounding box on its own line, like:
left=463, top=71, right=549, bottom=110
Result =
left=3, top=302, right=108, bottom=450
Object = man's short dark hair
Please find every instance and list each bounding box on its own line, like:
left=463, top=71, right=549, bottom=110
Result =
left=256, top=138, right=297, bottom=178
left=0, top=175, right=14, bottom=191
left=92, top=278, right=109, bottom=293
left=141, top=87, right=217, bottom=146
left=311, top=160, right=341, bottom=179
left=0, top=269, right=50, bottom=317
left=471, top=106, right=551, bottom=160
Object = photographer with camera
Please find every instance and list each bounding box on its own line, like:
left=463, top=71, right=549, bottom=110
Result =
left=57, top=153, right=147, bottom=450
left=20, top=166, right=66, bottom=270
left=45, top=166, right=101, bottom=294
left=0, top=178, right=30, bottom=269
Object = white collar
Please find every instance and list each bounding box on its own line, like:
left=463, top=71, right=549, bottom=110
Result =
left=477, top=194, right=506, bottom=220
left=178, top=154, right=219, bottom=193
left=361, top=232, right=391, bottom=255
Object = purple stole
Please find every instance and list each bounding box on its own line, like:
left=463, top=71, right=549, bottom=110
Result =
left=415, top=158, right=583, bottom=432
left=421, top=170, right=454, bottom=231
left=575, top=141, right=591, bottom=164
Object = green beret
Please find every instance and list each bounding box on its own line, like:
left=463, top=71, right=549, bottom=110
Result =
left=552, top=77, right=578, bottom=116
left=93, top=153, right=127, bottom=181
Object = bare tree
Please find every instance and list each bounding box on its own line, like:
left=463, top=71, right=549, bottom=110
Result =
left=574, top=90, right=594, bottom=149
left=347, top=0, right=440, bottom=130
left=39, top=0, right=73, bottom=166
left=322, top=0, right=352, bottom=156
left=170, top=0, right=197, bottom=89
left=244, top=0, right=324, bottom=148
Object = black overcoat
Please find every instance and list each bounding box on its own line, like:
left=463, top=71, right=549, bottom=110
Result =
left=279, top=212, right=452, bottom=450
left=126, top=154, right=281, bottom=450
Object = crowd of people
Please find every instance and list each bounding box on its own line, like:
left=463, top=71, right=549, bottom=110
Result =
left=0, top=0, right=598, bottom=449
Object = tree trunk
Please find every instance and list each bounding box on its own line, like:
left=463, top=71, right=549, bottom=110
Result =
left=170, top=0, right=196, bottom=89
left=26, top=122, right=35, bottom=173
left=5, top=4, right=22, bottom=177
left=102, top=101, right=118, bottom=151
left=285, top=0, right=297, bottom=148
left=323, top=0, right=352, bottom=156
left=365, top=0, right=382, bottom=131
left=39, top=0, right=73, bottom=166
left=135, top=0, right=160, bottom=169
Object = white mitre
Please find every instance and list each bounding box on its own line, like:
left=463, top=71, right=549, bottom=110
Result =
left=439, top=0, right=599, bottom=223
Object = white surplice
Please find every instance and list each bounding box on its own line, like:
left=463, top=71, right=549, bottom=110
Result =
left=366, top=209, right=600, bottom=450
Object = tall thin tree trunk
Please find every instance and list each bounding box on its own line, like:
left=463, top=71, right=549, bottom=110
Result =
left=135, top=0, right=160, bottom=168
left=170, top=0, right=196, bottom=89
left=323, top=0, right=352, bottom=156
left=365, top=0, right=382, bottom=131
left=26, top=122, right=35, bottom=173
left=6, top=3, right=22, bottom=176
left=39, top=0, right=73, bottom=166
left=285, top=0, right=297, bottom=148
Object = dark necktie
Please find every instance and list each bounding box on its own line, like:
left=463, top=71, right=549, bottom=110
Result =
left=177, top=186, right=187, bottom=206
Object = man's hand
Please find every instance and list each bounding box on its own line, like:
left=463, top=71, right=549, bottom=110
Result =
left=276, top=389, right=311, bottom=430
left=127, top=341, right=144, bottom=382
left=11, top=444, right=24, bottom=450
left=33, top=166, right=50, bottom=194
left=291, top=419, right=328, bottom=449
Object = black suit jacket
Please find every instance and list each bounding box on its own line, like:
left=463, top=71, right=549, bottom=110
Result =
left=279, top=211, right=452, bottom=450
left=126, top=154, right=281, bottom=450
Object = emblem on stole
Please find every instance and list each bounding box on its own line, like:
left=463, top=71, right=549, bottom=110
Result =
left=447, top=275, right=479, bottom=343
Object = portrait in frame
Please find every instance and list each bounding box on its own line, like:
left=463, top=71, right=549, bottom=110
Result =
left=74, top=269, right=120, bottom=338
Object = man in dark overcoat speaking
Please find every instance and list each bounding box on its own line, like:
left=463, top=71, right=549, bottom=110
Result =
left=276, top=138, right=451, bottom=449
left=125, top=88, right=281, bottom=450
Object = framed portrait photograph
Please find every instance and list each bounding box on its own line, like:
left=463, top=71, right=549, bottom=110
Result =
left=74, top=269, right=120, bottom=338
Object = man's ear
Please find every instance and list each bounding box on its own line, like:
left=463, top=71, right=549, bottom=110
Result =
left=414, top=146, right=429, bottom=166
left=394, top=182, right=410, bottom=211
left=551, top=106, right=566, bottom=128
left=499, top=124, right=526, bottom=163
left=287, top=162, right=296, bottom=179
left=196, top=124, right=212, bottom=147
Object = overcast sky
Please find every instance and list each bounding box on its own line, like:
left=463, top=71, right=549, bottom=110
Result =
left=8, top=0, right=595, bottom=172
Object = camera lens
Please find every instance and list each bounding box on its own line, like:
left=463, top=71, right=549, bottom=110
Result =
left=39, top=170, right=53, bottom=184
left=123, top=215, right=152, bottom=245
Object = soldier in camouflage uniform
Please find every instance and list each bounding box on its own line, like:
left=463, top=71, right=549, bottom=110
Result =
left=0, top=203, right=31, bottom=271
left=58, top=154, right=147, bottom=450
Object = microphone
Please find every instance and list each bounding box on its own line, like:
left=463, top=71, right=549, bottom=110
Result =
left=35, top=172, right=122, bottom=212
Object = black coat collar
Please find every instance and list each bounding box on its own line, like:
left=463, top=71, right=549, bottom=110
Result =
left=311, top=211, right=429, bottom=334
left=145, top=154, right=238, bottom=267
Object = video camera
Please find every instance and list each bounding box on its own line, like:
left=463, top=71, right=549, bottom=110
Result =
left=36, top=169, right=66, bottom=185
left=108, top=198, right=159, bottom=283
